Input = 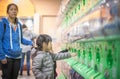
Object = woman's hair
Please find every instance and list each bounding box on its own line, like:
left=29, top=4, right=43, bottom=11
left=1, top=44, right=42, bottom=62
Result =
left=7, top=3, right=18, bottom=13
left=22, top=24, right=27, bottom=29
left=36, top=34, right=52, bottom=50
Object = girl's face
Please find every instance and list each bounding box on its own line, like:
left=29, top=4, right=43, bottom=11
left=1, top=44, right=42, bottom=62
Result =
left=42, top=42, right=48, bottom=51
left=7, top=5, right=18, bottom=19
left=42, top=42, right=52, bottom=52
left=47, top=42, right=52, bottom=51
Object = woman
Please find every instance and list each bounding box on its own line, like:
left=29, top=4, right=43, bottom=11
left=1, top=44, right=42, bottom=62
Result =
left=0, top=3, right=33, bottom=79
left=20, top=24, right=37, bottom=76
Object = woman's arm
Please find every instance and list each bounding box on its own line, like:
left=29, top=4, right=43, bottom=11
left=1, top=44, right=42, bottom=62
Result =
left=20, top=23, right=33, bottom=45
left=21, top=37, right=33, bottom=45
left=0, top=22, right=6, bottom=61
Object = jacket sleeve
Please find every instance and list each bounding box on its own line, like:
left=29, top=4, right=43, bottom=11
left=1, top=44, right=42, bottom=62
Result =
left=0, top=22, right=6, bottom=60
left=20, top=23, right=33, bottom=45
left=52, top=52, right=71, bottom=61
left=21, top=30, right=33, bottom=45
left=21, top=37, right=33, bottom=45
left=32, top=55, right=47, bottom=79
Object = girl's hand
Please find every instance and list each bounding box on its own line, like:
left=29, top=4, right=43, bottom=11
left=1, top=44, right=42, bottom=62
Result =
left=49, top=49, right=54, bottom=53
left=71, top=53, right=77, bottom=57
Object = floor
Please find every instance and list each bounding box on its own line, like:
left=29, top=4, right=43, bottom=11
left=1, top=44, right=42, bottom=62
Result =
left=18, top=71, right=35, bottom=79
left=18, top=75, right=35, bottom=79
left=0, top=70, right=35, bottom=79
left=0, top=60, right=64, bottom=79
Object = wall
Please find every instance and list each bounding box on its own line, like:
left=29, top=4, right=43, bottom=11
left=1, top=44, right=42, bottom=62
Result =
left=0, top=0, right=12, bottom=16
left=31, top=0, right=61, bottom=52
left=31, top=0, right=60, bottom=15
left=30, top=0, right=60, bottom=33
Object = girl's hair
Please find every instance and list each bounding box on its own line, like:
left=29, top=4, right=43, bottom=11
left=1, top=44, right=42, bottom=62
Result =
left=36, top=34, right=52, bottom=50
left=32, top=34, right=52, bottom=59
left=44, top=34, right=52, bottom=42
left=7, top=3, right=18, bottom=13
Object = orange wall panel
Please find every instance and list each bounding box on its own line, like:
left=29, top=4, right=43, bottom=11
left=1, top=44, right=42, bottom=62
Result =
left=0, top=0, right=12, bottom=16
left=17, top=0, right=35, bottom=17
left=0, top=0, right=35, bottom=17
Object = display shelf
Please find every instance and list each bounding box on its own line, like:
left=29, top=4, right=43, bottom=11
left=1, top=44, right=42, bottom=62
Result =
left=64, top=37, right=120, bottom=79
left=59, top=0, right=120, bottom=79
left=57, top=72, right=67, bottom=79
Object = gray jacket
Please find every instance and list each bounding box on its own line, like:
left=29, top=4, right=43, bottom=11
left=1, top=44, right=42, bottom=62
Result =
left=32, top=51, right=71, bottom=79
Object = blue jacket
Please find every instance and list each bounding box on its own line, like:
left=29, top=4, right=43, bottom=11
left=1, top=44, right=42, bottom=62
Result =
left=0, top=18, right=33, bottom=60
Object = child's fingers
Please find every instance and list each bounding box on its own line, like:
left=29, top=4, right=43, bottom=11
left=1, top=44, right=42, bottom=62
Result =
left=71, top=53, right=77, bottom=57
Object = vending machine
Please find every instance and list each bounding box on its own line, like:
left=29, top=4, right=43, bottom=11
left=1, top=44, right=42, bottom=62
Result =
left=57, top=0, right=120, bottom=79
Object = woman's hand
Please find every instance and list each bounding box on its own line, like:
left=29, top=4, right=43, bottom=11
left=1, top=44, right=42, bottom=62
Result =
left=1, top=58, right=7, bottom=64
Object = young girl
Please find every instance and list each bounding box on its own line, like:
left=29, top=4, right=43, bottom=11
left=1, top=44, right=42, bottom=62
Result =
left=32, top=34, right=76, bottom=79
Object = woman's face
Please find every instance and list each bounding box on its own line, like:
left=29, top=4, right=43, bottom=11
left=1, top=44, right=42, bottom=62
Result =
left=7, top=5, right=18, bottom=19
